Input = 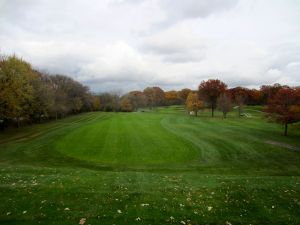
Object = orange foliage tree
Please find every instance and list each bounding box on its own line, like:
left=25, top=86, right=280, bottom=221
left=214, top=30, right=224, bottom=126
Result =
left=165, top=90, right=181, bottom=105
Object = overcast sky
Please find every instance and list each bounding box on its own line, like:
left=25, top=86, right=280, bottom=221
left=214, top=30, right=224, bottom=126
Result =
left=1, top=0, right=300, bottom=92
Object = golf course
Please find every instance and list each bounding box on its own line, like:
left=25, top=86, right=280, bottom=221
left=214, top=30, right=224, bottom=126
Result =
left=0, top=106, right=299, bottom=225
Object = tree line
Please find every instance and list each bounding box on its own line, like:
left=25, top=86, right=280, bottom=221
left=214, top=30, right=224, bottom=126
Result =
left=0, top=55, right=100, bottom=130
left=186, top=79, right=300, bottom=136
left=1, top=55, right=299, bottom=135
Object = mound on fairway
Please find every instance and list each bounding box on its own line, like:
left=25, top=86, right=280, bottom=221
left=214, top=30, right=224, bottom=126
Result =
left=53, top=113, right=199, bottom=165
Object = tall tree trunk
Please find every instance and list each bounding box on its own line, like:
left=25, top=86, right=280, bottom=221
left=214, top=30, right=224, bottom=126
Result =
left=55, top=111, right=58, bottom=120
left=284, top=123, right=288, bottom=136
left=0, top=119, right=4, bottom=131
left=17, top=117, right=20, bottom=128
left=211, top=105, right=214, bottom=117
left=223, top=112, right=226, bottom=118
left=195, top=110, right=198, bottom=117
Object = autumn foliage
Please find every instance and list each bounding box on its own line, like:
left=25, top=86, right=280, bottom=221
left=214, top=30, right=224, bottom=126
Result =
left=120, top=98, right=134, bottom=112
left=165, top=91, right=181, bottom=105
left=178, top=88, right=192, bottom=102
left=143, top=87, right=165, bottom=109
left=198, top=79, right=227, bottom=117
left=228, top=87, right=248, bottom=116
left=0, top=55, right=100, bottom=129
left=1, top=54, right=300, bottom=136
left=186, top=92, right=204, bottom=116
left=217, top=93, right=231, bottom=118
left=266, top=87, right=300, bottom=136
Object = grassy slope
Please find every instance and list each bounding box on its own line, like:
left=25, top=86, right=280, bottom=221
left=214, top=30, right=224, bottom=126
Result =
left=0, top=106, right=299, bottom=225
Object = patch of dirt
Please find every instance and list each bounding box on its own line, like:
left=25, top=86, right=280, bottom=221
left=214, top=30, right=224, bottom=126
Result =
left=265, top=140, right=300, bottom=151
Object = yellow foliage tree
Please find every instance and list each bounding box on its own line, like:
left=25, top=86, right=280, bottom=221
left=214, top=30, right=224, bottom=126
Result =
left=120, top=98, right=133, bottom=112
left=0, top=55, right=36, bottom=127
left=93, top=96, right=101, bottom=111
left=186, top=92, right=204, bottom=116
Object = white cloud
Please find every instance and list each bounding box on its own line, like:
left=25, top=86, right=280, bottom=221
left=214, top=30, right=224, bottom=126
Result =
left=159, top=0, right=238, bottom=24
left=141, top=24, right=206, bottom=63
left=0, top=0, right=300, bottom=92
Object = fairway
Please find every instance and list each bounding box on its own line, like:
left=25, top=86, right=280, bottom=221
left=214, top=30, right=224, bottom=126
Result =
left=53, top=113, right=198, bottom=165
left=0, top=106, right=300, bottom=224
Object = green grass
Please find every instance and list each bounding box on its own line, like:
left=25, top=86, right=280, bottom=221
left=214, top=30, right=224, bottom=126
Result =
left=0, top=106, right=299, bottom=225
left=53, top=113, right=198, bottom=165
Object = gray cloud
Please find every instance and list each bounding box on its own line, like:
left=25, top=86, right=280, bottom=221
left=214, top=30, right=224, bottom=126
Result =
left=161, top=0, right=238, bottom=19
left=140, top=25, right=207, bottom=63
left=0, top=0, right=300, bottom=92
left=162, top=53, right=204, bottom=63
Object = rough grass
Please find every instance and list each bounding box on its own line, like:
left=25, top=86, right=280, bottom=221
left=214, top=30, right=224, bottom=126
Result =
left=0, top=106, right=299, bottom=225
